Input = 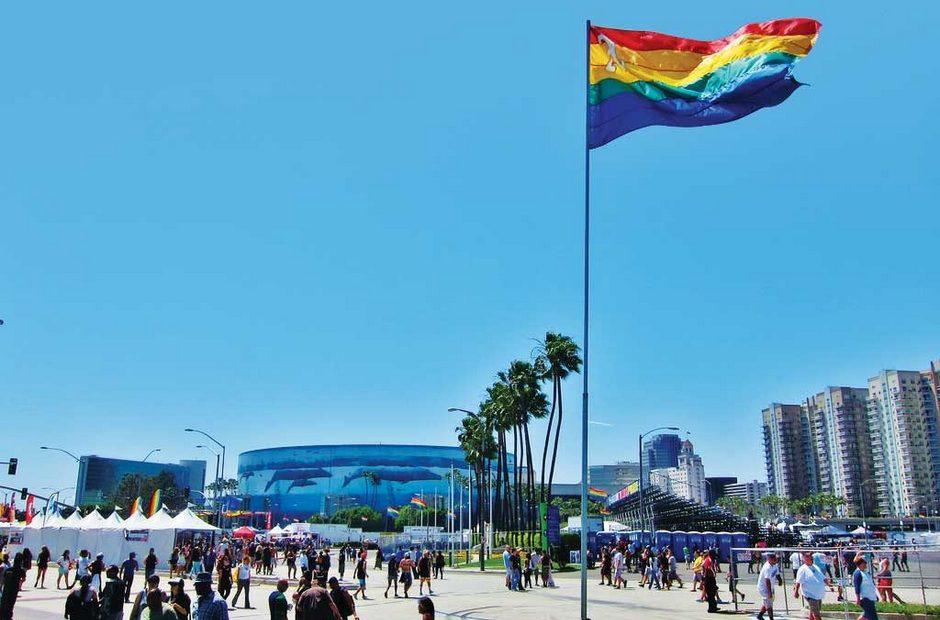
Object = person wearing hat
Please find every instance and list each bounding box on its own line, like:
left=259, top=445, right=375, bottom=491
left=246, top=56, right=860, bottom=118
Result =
left=168, top=578, right=191, bottom=620
left=853, top=555, right=879, bottom=620
left=328, top=577, right=358, bottom=620
left=192, top=572, right=228, bottom=620
left=269, top=579, right=292, bottom=620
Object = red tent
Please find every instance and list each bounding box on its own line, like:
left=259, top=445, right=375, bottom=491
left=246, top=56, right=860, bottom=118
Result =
left=232, top=526, right=256, bottom=540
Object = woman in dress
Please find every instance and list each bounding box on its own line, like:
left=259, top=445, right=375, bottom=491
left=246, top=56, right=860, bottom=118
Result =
left=57, top=550, right=73, bottom=590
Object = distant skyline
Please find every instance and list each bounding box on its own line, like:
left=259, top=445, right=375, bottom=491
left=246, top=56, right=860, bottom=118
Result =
left=1, top=2, right=938, bottom=504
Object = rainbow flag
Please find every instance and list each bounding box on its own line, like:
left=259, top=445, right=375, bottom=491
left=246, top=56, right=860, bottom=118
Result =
left=130, top=497, right=142, bottom=515
left=588, top=18, right=821, bottom=148
left=599, top=507, right=612, bottom=515
left=410, top=496, right=427, bottom=509
left=148, top=490, right=162, bottom=517
left=386, top=507, right=400, bottom=517
left=588, top=487, right=608, bottom=499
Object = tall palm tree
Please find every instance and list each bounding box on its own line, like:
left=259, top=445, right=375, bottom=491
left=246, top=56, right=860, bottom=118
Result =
left=456, top=408, right=496, bottom=533
left=535, top=332, right=582, bottom=503
left=498, top=361, right=548, bottom=531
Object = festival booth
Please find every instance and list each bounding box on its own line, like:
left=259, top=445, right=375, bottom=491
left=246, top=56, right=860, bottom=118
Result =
left=232, top=526, right=257, bottom=540
left=267, top=524, right=285, bottom=539
left=171, top=508, right=219, bottom=546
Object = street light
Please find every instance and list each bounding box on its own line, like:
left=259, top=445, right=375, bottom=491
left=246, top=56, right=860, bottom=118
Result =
left=40, top=446, right=81, bottom=462
left=638, top=426, right=680, bottom=542
left=185, top=429, right=226, bottom=525
left=196, top=445, right=222, bottom=507
left=142, top=449, right=162, bottom=462
left=449, top=407, right=492, bottom=572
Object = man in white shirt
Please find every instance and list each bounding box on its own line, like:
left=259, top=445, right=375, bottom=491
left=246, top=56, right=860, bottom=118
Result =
left=757, top=553, right=780, bottom=620
left=530, top=550, right=541, bottom=587
left=794, top=552, right=829, bottom=620
left=789, top=550, right=801, bottom=579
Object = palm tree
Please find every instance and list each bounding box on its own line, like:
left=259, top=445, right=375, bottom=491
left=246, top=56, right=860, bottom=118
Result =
left=535, top=332, right=582, bottom=503
left=455, top=409, right=496, bottom=533
left=498, top=361, right=548, bottom=531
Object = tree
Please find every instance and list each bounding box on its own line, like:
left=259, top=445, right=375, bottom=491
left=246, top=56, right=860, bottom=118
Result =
left=535, top=333, right=582, bottom=503
left=759, top=494, right=786, bottom=517
left=330, top=507, right=383, bottom=530
left=107, top=471, right=187, bottom=514
left=716, top=496, right=751, bottom=517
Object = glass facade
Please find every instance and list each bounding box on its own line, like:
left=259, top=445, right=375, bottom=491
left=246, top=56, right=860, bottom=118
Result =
left=238, top=444, right=482, bottom=521
left=75, top=456, right=206, bottom=506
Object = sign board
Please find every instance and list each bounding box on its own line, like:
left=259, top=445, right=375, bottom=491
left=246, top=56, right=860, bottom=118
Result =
left=125, top=529, right=150, bottom=543
left=546, top=506, right=562, bottom=545
left=8, top=532, right=23, bottom=545
left=569, top=550, right=581, bottom=564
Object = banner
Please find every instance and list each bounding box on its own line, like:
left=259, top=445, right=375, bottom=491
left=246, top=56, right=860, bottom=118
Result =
left=24, top=495, right=35, bottom=525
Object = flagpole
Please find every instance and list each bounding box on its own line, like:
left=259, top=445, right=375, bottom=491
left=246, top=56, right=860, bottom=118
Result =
left=579, top=18, right=591, bottom=620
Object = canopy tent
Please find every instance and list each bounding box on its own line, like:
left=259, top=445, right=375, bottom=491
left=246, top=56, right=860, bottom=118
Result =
left=122, top=511, right=149, bottom=529
left=267, top=525, right=285, bottom=538
left=851, top=526, right=870, bottom=535
left=814, top=525, right=849, bottom=536
left=232, top=526, right=256, bottom=540
left=145, top=507, right=176, bottom=530
left=171, top=509, right=218, bottom=533
left=103, top=512, right=124, bottom=527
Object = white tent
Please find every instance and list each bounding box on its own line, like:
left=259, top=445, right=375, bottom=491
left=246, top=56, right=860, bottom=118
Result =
left=267, top=524, right=285, bottom=538
left=103, top=512, right=124, bottom=527
left=851, top=526, right=870, bottom=535
left=146, top=507, right=176, bottom=530
left=171, top=509, right=218, bottom=533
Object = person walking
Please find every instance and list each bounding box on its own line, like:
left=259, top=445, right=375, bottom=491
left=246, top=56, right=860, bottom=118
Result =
left=168, top=579, right=191, bottom=620
left=122, top=553, right=139, bottom=603
left=668, top=549, right=683, bottom=589
left=35, top=546, right=51, bottom=588
left=100, top=565, right=127, bottom=620
left=0, top=553, right=26, bottom=620
left=169, top=548, right=180, bottom=579
left=703, top=551, right=720, bottom=613
left=853, top=556, right=880, bottom=620
left=269, top=579, right=291, bottom=620
left=64, top=575, right=100, bottom=620
left=399, top=553, right=414, bottom=598
left=190, top=545, right=204, bottom=579
left=352, top=553, right=368, bottom=600
left=57, top=550, right=73, bottom=590
left=129, top=575, right=166, bottom=620
left=192, top=572, right=229, bottom=620
left=337, top=548, right=346, bottom=581
left=757, top=553, right=781, bottom=620
left=433, top=551, right=444, bottom=580
left=794, top=552, right=828, bottom=620
left=328, top=577, right=359, bottom=620
left=295, top=581, right=343, bottom=620
left=876, top=557, right=904, bottom=603
left=144, top=549, right=158, bottom=581
left=231, top=556, right=253, bottom=609
left=727, top=560, right=745, bottom=603
left=540, top=551, right=554, bottom=587
left=384, top=553, right=399, bottom=598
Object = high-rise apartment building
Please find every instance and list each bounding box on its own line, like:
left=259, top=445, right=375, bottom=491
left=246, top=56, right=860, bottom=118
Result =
left=724, top=480, right=768, bottom=504
left=867, top=367, right=940, bottom=517
left=762, top=403, right=818, bottom=500
left=804, top=387, right=875, bottom=517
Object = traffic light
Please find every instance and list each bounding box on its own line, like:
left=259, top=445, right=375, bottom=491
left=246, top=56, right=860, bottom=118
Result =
left=7, top=458, right=17, bottom=475
left=20, top=487, right=28, bottom=500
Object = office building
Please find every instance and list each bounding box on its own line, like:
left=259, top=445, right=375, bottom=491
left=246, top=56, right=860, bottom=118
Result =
left=642, top=434, right=681, bottom=482
left=868, top=366, right=940, bottom=517
left=724, top=480, right=768, bottom=504
left=705, top=477, right=738, bottom=505
left=76, top=456, right=206, bottom=506
left=762, top=403, right=818, bottom=500
left=650, top=440, right=707, bottom=504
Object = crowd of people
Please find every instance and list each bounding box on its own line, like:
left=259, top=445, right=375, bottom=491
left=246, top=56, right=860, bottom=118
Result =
left=0, top=536, right=445, bottom=620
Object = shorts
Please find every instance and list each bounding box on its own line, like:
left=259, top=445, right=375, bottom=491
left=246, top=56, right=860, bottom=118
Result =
left=359, top=578, right=366, bottom=587
left=761, top=596, right=774, bottom=609
left=805, top=597, right=822, bottom=615
left=859, top=598, right=879, bottom=620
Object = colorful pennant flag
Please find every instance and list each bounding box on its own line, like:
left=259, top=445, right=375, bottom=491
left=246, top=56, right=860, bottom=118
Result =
left=410, top=496, right=428, bottom=509
left=148, top=489, right=162, bottom=517
left=130, top=497, right=142, bottom=515
left=387, top=507, right=400, bottom=517
left=588, top=487, right=609, bottom=499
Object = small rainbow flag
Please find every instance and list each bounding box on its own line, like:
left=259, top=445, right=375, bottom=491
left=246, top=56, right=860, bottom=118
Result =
left=148, top=489, right=162, bottom=517
left=410, top=496, right=427, bottom=508
left=130, top=497, right=142, bottom=515
left=599, top=507, right=612, bottom=515
left=386, top=507, right=400, bottom=517
left=588, top=487, right=608, bottom=499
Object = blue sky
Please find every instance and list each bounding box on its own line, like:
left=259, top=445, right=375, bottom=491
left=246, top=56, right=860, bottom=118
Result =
left=1, top=1, right=937, bottom=503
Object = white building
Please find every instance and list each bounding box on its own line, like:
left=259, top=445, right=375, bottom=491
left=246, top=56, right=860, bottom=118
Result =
left=650, top=440, right=707, bottom=504
left=724, top=480, right=768, bottom=504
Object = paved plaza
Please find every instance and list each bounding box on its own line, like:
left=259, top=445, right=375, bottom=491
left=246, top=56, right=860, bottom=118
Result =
left=9, top=552, right=940, bottom=619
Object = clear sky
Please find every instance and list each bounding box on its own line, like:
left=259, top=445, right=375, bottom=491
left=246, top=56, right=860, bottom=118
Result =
left=1, top=1, right=937, bottom=504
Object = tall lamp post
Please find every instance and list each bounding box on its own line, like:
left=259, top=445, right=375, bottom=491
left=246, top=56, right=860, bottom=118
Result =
left=638, top=426, right=680, bottom=543
left=449, top=407, right=492, bottom=572
left=196, top=445, right=222, bottom=524
left=142, top=448, right=162, bottom=463
left=40, top=446, right=80, bottom=462
left=186, top=429, right=226, bottom=525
